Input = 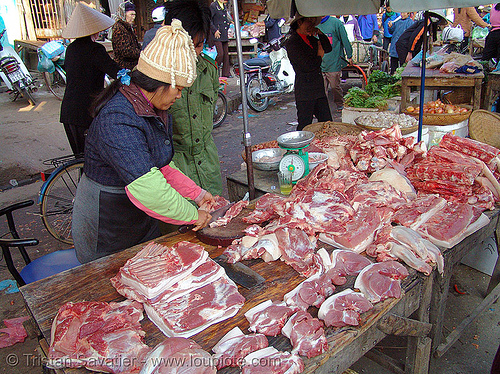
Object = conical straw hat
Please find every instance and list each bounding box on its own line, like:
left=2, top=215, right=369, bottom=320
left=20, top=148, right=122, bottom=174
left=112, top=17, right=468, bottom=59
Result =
left=62, top=2, right=115, bottom=38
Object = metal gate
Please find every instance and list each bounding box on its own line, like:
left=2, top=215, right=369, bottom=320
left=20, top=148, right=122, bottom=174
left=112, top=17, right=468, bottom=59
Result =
left=29, top=0, right=65, bottom=39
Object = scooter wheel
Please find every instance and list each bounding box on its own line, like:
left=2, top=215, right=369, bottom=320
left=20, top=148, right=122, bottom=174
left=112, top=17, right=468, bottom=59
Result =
left=246, top=76, right=269, bottom=112
left=21, top=87, right=36, bottom=106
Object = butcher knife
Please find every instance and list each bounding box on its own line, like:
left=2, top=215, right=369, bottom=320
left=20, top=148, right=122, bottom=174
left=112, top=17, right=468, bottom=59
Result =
left=213, top=254, right=265, bottom=289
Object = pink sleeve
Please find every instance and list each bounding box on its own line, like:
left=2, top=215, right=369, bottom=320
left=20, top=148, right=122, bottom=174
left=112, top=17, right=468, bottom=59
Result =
left=159, top=165, right=204, bottom=201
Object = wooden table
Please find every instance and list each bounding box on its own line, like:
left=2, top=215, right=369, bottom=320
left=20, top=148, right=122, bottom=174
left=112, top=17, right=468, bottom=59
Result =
left=400, top=65, right=484, bottom=111
left=21, top=230, right=432, bottom=374
left=431, top=209, right=500, bottom=356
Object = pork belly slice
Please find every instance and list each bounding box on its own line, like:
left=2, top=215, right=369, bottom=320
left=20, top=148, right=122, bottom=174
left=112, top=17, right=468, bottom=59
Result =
left=48, top=300, right=150, bottom=373
left=241, top=347, right=305, bottom=374
left=282, top=311, right=329, bottom=358
left=392, top=194, right=447, bottom=229
left=318, top=288, right=373, bottom=328
left=318, top=205, right=383, bottom=253
left=369, top=168, right=416, bottom=196
left=112, top=258, right=225, bottom=304
left=354, top=261, right=409, bottom=303
left=416, top=201, right=490, bottom=248
left=211, top=327, right=268, bottom=369
left=141, top=337, right=216, bottom=374
left=389, top=226, right=444, bottom=275
left=145, top=276, right=245, bottom=338
left=330, top=249, right=373, bottom=276
left=209, top=200, right=249, bottom=228
left=112, top=241, right=208, bottom=299
left=245, top=300, right=298, bottom=337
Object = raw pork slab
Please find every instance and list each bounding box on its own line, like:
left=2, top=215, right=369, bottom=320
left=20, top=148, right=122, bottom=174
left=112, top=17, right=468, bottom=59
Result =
left=48, top=300, right=150, bottom=374
left=354, top=261, right=409, bottom=303
left=212, top=327, right=268, bottom=369
left=145, top=276, right=245, bottom=338
left=112, top=241, right=208, bottom=299
left=318, top=288, right=373, bottom=328
left=416, top=202, right=490, bottom=248
left=244, top=300, right=298, bottom=336
left=209, top=200, right=249, bottom=228
left=243, top=193, right=284, bottom=224
left=281, top=311, right=329, bottom=358
left=275, top=227, right=320, bottom=277
left=140, top=337, right=216, bottom=374
left=242, top=347, right=304, bottom=374
left=330, top=249, right=373, bottom=275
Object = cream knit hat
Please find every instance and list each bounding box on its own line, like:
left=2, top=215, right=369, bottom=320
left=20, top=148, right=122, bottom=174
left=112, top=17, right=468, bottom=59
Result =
left=137, top=19, right=197, bottom=88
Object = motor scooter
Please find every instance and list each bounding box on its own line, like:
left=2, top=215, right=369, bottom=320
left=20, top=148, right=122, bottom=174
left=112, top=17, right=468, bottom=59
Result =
left=0, top=29, right=37, bottom=105
left=235, top=34, right=295, bottom=112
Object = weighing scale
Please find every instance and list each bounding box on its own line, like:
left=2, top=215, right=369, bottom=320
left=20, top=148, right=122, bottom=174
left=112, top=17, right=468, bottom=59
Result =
left=277, top=131, right=315, bottom=183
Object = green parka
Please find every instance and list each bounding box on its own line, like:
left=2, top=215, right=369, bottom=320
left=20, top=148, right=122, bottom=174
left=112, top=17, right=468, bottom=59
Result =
left=169, top=54, right=223, bottom=196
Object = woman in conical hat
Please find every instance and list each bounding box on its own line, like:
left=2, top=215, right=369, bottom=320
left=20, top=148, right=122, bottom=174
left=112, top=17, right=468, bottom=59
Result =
left=60, top=1, right=120, bottom=155
left=72, top=20, right=216, bottom=264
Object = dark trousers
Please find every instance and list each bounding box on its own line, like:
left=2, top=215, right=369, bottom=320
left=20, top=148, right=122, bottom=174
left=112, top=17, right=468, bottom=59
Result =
left=483, top=29, right=500, bottom=61
left=390, top=56, right=400, bottom=74
left=63, top=123, right=87, bottom=155
left=383, top=36, right=391, bottom=52
left=296, top=97, right=332, bottom=131
left=215, top=40, right=230, bottom=77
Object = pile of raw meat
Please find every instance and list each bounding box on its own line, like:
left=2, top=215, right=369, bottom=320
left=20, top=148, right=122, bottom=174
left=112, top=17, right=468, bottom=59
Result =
left=206, top=249, right=409, bottom=370
left=111, top=241, right=245, bottom=338
left=225, top=127, right=495, bottom=277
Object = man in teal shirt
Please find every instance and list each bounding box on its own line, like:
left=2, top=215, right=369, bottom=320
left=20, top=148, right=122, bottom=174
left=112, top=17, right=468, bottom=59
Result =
left=317, top=15, right=353, bottom=113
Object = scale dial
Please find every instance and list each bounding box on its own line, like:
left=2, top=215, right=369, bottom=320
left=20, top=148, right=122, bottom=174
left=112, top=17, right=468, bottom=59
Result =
left=279, top=153, right=306, bottom=181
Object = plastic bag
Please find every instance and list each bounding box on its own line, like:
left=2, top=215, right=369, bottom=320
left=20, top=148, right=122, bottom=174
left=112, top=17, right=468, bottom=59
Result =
left=471, top=26, right=489, bottom=40
left=442, top=24, right=464, bottom=43
left=41, top=41, right=65, bottom=60
left=37, top=50, right=55, bottom=73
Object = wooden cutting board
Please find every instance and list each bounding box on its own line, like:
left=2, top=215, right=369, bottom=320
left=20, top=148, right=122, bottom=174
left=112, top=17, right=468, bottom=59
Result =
left=195, top=205, right=254, bottom=247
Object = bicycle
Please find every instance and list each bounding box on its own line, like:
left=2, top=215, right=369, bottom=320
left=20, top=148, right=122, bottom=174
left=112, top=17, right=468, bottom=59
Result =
left=43, top=60, right=66, bottom=101
left=213, top=77, right=228, bottom=128
left=38, top=154, right=84, bottom=245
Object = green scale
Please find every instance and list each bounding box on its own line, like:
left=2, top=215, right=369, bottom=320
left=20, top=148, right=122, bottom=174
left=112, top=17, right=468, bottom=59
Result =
left=277, top=131, right=315, bottom=183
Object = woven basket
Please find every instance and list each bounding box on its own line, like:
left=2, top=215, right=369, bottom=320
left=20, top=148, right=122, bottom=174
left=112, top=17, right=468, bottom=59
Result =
left=404, top=105, right=472, bottom=126
left=302, top=122, right=363, bottom=138
left=468, top=109, right=500, bottom=149
left=354, top=118, right=419, bottom=135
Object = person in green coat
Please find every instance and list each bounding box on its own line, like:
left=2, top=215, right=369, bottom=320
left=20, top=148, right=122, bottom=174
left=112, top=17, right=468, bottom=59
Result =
left=165, top=0, right=223, bottom=197
left=317, top=15, right=353, bottom=114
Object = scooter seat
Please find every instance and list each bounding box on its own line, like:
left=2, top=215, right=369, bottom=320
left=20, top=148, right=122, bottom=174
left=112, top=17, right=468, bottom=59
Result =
left=244, top=57, right=271, bottom=69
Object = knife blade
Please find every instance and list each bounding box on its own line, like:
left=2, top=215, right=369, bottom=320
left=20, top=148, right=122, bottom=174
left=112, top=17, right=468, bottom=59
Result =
left=214, top=254, right=265, bottom=289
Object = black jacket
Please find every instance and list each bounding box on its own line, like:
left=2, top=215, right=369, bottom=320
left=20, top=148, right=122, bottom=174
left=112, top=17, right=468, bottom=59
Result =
left=285, top=31, right=332, bottom=102
left=395, top=19, right=426, bottom=60
left=60, top=36, right=119, bottom=127
left=210, top=1, right=231, bottom=42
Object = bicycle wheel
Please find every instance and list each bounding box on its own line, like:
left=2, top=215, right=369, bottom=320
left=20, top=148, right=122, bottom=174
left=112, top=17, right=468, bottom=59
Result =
left=39, top=160, right=83, bottom=244
left=43, top=66, right=66, bottom=101
left=213, top=91, right=228, bottom=128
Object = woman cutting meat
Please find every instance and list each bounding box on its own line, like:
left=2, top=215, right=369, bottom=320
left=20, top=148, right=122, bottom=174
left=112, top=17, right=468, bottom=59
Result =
left=72, top=20, right=215, bottom=263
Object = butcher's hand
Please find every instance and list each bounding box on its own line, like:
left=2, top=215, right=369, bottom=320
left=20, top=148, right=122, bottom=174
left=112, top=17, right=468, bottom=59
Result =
left=197, top=191, right=216, bottom=211
left=193, top=210, right=212, bottom=231
left=348, top=58, right=353, bottom=65
left=215, top=30, right=221, bottom=39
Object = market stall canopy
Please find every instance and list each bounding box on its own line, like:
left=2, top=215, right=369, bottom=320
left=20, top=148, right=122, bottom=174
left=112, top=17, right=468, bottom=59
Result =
left=267, top=0, right=491, bottom=18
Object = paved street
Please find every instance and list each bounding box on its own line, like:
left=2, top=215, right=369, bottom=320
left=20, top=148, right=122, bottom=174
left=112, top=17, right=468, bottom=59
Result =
left=0, top=75, right=499, bottom=374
